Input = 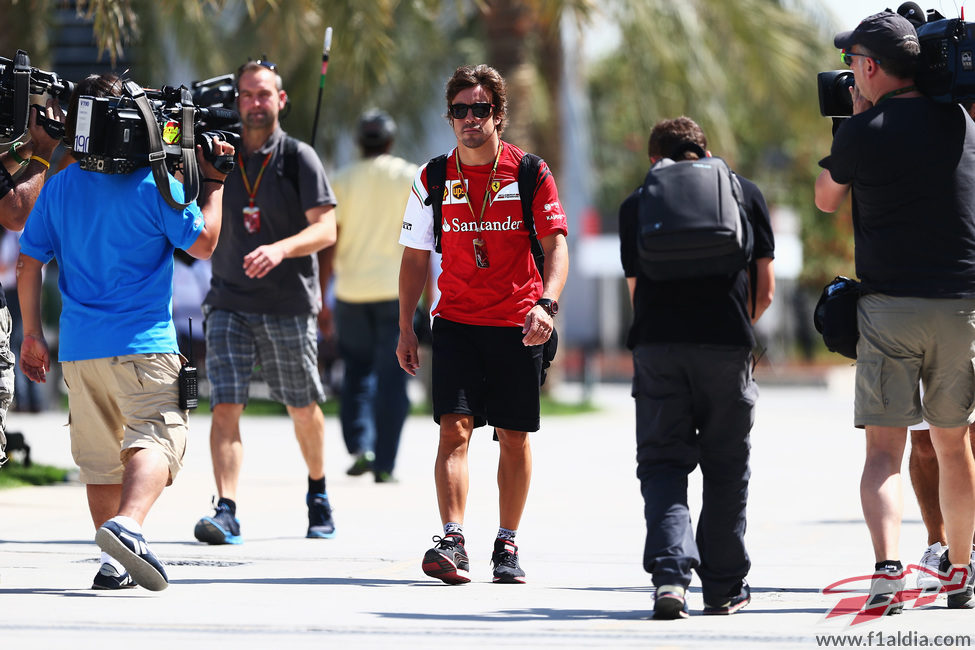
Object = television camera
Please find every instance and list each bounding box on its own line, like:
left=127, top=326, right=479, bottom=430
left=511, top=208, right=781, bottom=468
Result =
left=0, top=49, right=73, bottom=144
left=819, top=7, right=975, bottom=117
left=74, top=79, right=240, bottom=208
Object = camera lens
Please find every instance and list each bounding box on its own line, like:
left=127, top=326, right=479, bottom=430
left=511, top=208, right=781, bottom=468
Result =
left=834, top=71, right=855, bottom=115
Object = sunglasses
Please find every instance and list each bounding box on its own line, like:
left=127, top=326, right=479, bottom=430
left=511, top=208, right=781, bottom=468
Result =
left=238, top=57, right=278, bottom=76
left=841, top=50, right=878, bottom=66
left=449, top=102, right=494, bottom=119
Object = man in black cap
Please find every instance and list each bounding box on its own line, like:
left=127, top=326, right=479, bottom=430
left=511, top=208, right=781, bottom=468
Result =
left=815, top=11, right=975, bottom=611
left=319, top=110, right=418, bottom=482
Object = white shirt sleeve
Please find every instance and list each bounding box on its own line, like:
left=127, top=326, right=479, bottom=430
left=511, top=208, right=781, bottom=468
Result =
left=399, top=163, right=435, bottom=251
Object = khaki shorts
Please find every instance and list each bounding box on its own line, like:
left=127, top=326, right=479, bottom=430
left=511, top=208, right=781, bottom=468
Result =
left=855, top=294, right=975, bottom=429
left=63, top=354, right=187, bottom=484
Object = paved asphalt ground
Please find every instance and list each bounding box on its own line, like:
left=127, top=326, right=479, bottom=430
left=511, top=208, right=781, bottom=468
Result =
left=2, top=372, right=975, bottom=648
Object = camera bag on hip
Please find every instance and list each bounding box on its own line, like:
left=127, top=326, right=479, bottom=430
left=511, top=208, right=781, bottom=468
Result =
left=636, top=148, right=753, bottom=280
left=813, top=275, right=863, bottom=360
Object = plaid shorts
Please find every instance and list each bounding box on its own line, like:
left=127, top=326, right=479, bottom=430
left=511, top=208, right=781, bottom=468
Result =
left=204, top=307, right=326, bottom=408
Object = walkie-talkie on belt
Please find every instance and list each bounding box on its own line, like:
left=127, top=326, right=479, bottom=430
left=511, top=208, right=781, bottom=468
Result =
left=178, top=317, right=199, bottom=410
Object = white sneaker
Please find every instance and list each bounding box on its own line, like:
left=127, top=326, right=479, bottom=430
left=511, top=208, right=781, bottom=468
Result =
left=917, top=542, right=946, bottom=591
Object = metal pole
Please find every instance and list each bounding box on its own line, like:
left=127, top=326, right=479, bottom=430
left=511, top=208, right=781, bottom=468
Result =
left=310, top=26, right=332, bottom=149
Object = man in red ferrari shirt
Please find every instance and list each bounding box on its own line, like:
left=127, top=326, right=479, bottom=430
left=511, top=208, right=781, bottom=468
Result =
left=397, top=64, right=568, bottom=585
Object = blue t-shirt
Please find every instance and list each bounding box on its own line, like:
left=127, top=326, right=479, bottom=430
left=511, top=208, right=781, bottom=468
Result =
left=20, top=163, right=205, bottom=361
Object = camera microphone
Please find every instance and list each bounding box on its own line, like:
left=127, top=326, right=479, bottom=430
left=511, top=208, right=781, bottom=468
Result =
left=896, top=2, right=926, bottom=27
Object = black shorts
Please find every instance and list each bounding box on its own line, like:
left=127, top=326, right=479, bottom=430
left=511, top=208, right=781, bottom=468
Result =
left=432, top=317, right=543, bottom=432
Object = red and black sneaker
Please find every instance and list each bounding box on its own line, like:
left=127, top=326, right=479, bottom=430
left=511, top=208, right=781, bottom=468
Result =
left=422, top=534, right=471, bottom=584
left=703, top=580, right=752, bottom=615
left=491, top=538, right=526, bottom=584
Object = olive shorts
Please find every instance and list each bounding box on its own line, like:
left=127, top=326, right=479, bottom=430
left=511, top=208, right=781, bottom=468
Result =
left=855, top=294, right=975, bottom=429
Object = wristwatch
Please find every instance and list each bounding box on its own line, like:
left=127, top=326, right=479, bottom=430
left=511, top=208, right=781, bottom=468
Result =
left=535, top=298, right=559, bottom=316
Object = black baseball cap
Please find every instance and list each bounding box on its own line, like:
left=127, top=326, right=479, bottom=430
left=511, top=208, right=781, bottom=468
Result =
left=357, top=109, right=396, bottom=148
left=834, top=11, right=920, bottom=63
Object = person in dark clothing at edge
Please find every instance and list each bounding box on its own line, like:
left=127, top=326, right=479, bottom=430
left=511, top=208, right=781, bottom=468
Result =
left=816, top=11, right=975, bottom=612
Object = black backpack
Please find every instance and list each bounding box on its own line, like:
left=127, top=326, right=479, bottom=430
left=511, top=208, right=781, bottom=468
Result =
left=637, top=152, right=753, bottom=281
left=423, top=151, right=558, bottom=382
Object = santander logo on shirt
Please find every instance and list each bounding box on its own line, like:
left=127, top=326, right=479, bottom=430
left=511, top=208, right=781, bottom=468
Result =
left=442, top=215, right=525, bottom=233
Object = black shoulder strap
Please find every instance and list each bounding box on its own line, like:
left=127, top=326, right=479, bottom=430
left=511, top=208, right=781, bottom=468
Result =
left=732, top=170, right=758, bottom=320
left=424, top=153, right=448, bottom=253
left=426, top=151, right=544, bottom=265
left=518, top=153, right=545, bottom=274
left=281, top=135, right=301, bottom=199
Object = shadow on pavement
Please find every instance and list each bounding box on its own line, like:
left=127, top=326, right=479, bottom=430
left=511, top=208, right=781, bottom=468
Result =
left=373, top=608, right=652, bottom=622
left=172, top=577, right=421, bottom=587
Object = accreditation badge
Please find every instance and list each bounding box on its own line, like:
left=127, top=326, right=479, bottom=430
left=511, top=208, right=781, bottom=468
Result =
left=242, top=205, right=261, bottom=234
left=473, top=237, right=490, bottom=269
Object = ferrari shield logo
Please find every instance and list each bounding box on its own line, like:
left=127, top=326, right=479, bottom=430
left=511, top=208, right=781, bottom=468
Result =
left=491, top=180, right=500, bottom=193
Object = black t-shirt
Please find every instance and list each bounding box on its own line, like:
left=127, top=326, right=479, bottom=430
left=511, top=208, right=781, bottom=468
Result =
left=819, top=97, right=975, bottom=297
left=619, top=174, right=775, bottom=349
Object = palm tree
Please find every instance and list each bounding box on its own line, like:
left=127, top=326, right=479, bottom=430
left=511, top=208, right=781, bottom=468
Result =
left=1, top=0, right=848, bottom=285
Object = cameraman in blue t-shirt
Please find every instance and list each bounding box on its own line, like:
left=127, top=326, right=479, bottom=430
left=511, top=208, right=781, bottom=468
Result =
left=17, top=73, right=233, bottom=592
left=816, top=12, right=975, bottom=611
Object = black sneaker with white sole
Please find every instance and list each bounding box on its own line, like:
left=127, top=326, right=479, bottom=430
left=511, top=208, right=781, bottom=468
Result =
left=194, top=498, right=242, bottom=545
left=862, top=563, right=905, bottom=615
left=91, top=562, right=135, bottom=590
left=95, top=521, right=168, bottom=592
left=306, top=492, right=336, bottom=539
left=939, top=552, right=975, bottom=609
left=653, top=584, right=690, bottom=620
left=422, top=534, right=470, bottom=584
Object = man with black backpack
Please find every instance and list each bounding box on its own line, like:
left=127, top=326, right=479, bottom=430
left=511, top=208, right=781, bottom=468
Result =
left=397, top=64, right=568, bottom=585
left=194, top=59, right=338, bottom=544
left=619, top=117, right=775, bottom=618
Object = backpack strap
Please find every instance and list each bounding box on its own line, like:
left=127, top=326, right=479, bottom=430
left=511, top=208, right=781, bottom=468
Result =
left=518, top=152, right=545, bottom=274
left=423, top=153, right=448, bottom=253
left=426, top=150, right=544, bottom=266
left=280, top=135, right=302, bottom=199
left=732, top=170, right=758, bottom=320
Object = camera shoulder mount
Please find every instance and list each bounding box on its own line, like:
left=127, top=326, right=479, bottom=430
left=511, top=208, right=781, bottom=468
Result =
left=124, top=80, right=199, bottom=210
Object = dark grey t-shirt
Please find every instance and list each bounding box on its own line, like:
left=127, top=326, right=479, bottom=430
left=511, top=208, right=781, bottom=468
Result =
left=819, top=97, right=975, bottom=298
left=206, top=127, right=335, bottom=315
